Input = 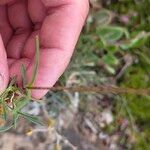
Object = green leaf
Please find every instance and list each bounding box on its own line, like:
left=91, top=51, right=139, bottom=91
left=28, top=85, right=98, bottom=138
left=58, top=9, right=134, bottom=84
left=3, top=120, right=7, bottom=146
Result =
left=13, top=112, right=20, bottom=129
left=105, top=45, right=118, bottom=53
left=103, top=53, right=119, bottom=65
left=98, top=26, right=129, bottom=43
left=105, top=65, right=116, bottom=74
left=28, top=36, right=40, bottom=87
left=2, top=103, right=8, bottom=121
left=94, top=9, right=112, bottom=26
left=120, top=31, right=150, bottom=50
left=18, top=111, right=44, bottom=126
left=9, top=76, right=17, bottom=87
left=21, top=64, right=27, bottom=88
left=13, top=97, right=30, bottom=111
left=0, top=124, right=14, bottom=133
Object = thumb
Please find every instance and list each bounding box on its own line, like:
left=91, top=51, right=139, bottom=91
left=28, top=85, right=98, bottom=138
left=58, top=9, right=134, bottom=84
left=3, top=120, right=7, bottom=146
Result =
left=0, top=34, right=9, bottom=94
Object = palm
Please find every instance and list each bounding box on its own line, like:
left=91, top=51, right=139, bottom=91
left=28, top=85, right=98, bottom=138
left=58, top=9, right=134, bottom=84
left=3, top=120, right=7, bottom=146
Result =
left=1, top=0, right=45, bottom=83
left=0, top=0, right=89, bottom=98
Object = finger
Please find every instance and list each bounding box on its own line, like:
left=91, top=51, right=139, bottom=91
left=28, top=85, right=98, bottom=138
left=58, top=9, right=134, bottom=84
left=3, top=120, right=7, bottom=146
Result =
left=0, top=0, right=16, bottom=5
left=24, top=0, right=89, bottom=99
left=40, top=0, right=89, bottom=51
left=0, top=5, right=13, bottom=46
left=0, top=35, right=9, bottom=94
left=7, top=32, right=30, bottom=59
left=9, top=58, right=30, bottom=84
left=7, top=0, right=32, bottom=59
left=8, top=31, right=38, bottom=84
left=28, top=0, right=46, bottom=23
left=22, top=0, right=45, bottom=58
left=7, top=0, right=32, bottom=29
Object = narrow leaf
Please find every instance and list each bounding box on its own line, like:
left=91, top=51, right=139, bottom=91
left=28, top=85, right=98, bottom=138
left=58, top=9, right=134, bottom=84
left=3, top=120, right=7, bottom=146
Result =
left=21, top=64, right=27, bottom=88
left=2, top=103, right=8, bottom=121
left=18, top=111, right=44, bottom=126
left=28, top=36, right=40, bottom=87
left=0, top=124, right=14, bottom=133
left=13, top=97, right=30, bottom=111
left=13, top=112, right=20, bottom=129
left=9, top=76, right=17, bottom=87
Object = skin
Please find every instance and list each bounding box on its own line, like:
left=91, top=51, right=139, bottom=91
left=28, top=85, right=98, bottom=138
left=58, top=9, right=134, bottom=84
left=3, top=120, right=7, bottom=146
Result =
left=0, top=0, right=89, bottom=99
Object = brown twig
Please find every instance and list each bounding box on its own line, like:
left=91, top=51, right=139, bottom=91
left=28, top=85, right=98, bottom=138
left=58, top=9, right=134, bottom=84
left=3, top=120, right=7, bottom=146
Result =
left=26, top=86, right=150, bottom=96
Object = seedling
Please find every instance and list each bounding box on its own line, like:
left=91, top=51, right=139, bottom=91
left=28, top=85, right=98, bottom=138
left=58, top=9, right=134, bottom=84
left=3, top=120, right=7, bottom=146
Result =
left=0, top=36, right=44, bottom=132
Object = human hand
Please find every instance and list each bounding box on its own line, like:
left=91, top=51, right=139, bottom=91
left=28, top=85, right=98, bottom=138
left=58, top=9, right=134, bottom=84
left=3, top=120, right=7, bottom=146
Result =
left=0, top=0, right=89, bottom=98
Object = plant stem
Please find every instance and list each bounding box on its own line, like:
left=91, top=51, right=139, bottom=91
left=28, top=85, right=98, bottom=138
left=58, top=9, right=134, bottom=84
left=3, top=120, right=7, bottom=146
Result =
left=26, top=86, right=150, bottom=96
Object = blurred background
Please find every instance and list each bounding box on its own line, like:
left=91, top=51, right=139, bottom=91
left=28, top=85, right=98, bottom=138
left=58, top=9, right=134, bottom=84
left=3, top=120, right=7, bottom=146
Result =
left=0, top=0, right=150, bottom=149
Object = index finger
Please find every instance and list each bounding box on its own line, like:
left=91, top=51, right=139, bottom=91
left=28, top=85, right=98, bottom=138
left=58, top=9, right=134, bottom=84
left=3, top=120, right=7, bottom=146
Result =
left=26, top=0, right=89, bottom=98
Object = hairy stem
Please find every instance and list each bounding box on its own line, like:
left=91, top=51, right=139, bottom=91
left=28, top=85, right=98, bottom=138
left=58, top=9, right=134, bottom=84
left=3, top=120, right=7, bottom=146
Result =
left=26, top=86, right=150, bottom=96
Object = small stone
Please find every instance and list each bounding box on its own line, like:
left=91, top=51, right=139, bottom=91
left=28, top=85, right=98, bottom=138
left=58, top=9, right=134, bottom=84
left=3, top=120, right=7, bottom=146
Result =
left=101, top=110, right=113, bottom=125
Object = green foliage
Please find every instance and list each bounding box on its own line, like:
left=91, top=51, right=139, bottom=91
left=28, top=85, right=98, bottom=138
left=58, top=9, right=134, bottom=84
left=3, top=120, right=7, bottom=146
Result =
left=119, top=65, right=150, bottom=120
left=120, top=32, right=150, bottom=50
left=0, top=36, right=44, bottom=132
left=98, top=26, right=129, bottom=44
left=69, top=0, right=150, bottom=148
left=94, top=9, right=111, bottom=25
